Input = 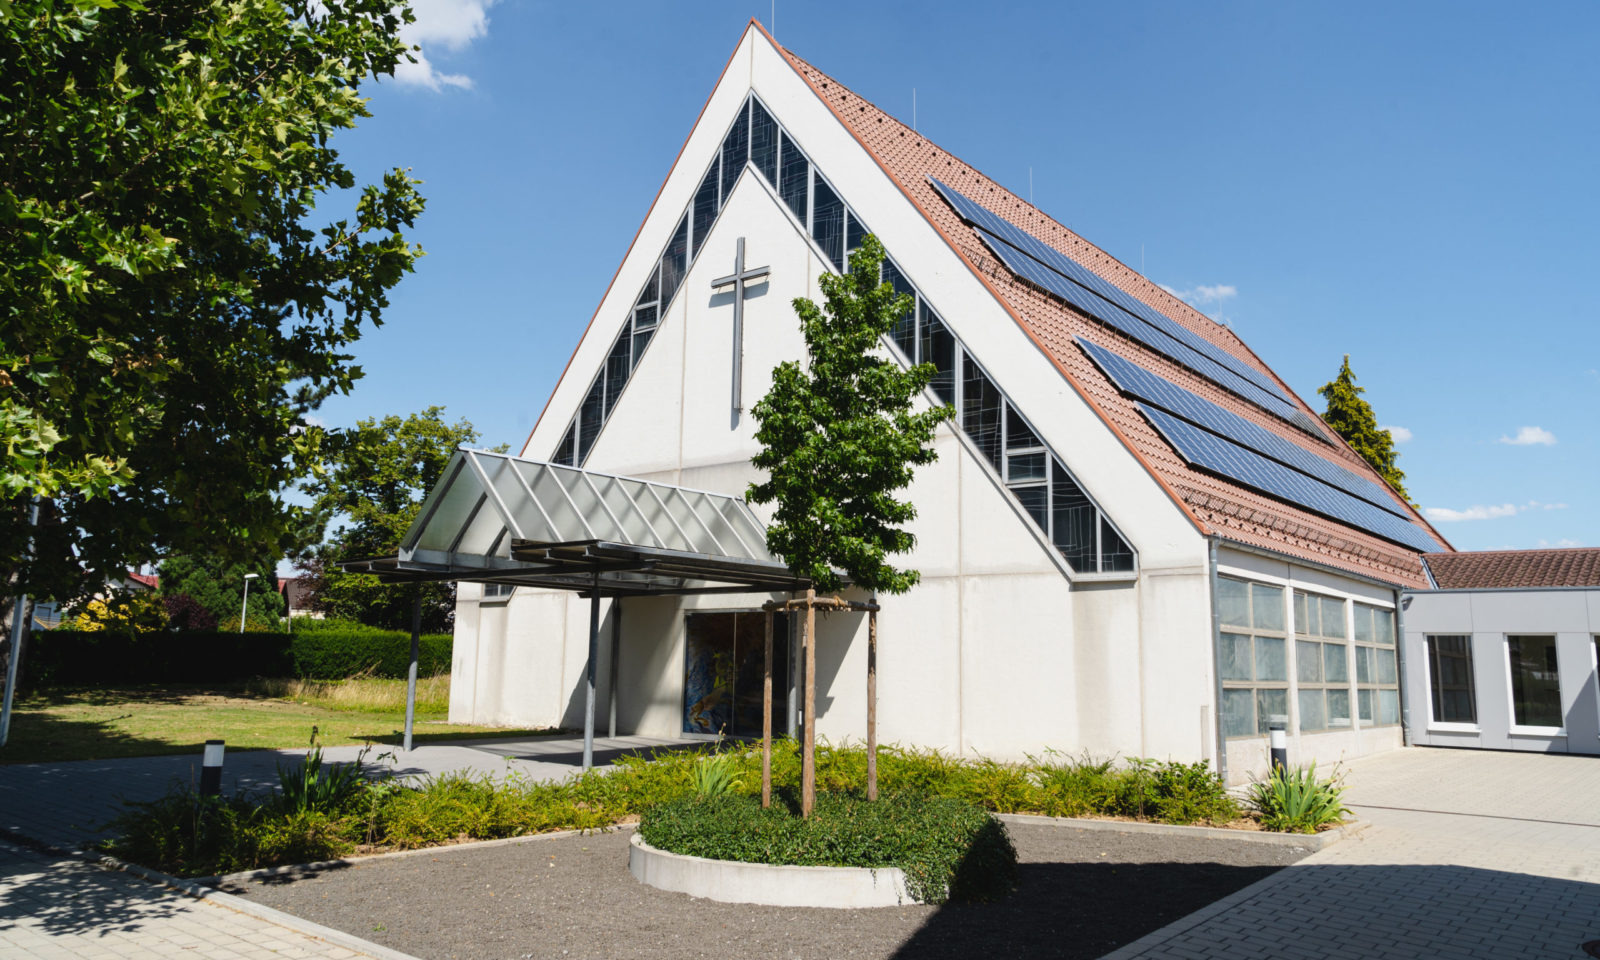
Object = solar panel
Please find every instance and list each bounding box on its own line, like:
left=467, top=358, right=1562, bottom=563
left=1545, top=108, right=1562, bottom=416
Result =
left=1139, top=405, right=1439, bottom=553
left=929, top=180, right=1298, bottom=401
left=973, top=229, right=1311, bottom=429
left=928, top=177, right=1329, bottom=443
left=1077, top=337, right=1411, bottom=518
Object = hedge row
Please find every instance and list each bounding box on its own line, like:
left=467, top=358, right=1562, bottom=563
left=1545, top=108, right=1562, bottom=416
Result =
left=25, top=622, right=452, bottom=687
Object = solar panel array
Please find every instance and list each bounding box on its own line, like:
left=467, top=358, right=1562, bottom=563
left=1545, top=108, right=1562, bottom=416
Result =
left=1139, top=406, right=1439, bottom=554
left=1076, top=337, right=1411, bottom=518
left=928, top=177, right=1329, bottom=443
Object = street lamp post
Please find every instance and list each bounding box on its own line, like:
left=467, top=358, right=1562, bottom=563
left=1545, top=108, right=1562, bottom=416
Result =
left=240, top=573, right=259, bottom=634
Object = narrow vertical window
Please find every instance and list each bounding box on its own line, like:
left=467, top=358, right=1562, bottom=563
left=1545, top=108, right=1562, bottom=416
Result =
left=1353, top=602, right=1399, bottom=726
left=750, top=99, right=778, bottom=186
left=884, top=260, right=916, bottom=359
left=578, top=378, right=605, bottom=462
left=719, top=102, right=749, bottom=205
left=1507, top=635, right=1562, bottom=729
left=603, top=331, right=631, bottom=417
left=1426, top=635, right=1476, bottom=725
left=659, top=215, right=689, bottom=307
left=961, top=359, right=1002, bottom=471
left=1050, top=461, right=1096, bottom=572
left=811, top=174, right=845, bottom=270
left=846, top=211, right=867, bottom=259
left=691, top=166, right=718, bottom=258
left=1099, top=519, right=1135, bottom=572
left=554, top=423, right=577, bottom=467
left=918, top=308, right=956, bottom=404
left=779, top=134, right=808, bottom=221
left=1294, top=591, right=1349, bottom=733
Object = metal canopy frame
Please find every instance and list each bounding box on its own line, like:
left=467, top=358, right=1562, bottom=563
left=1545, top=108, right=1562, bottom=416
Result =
left=340, top=449, right=818, bottom=771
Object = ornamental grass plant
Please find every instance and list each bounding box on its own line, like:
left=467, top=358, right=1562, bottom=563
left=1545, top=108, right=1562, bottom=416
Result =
left=1246, top=762, right=1349, bottom=833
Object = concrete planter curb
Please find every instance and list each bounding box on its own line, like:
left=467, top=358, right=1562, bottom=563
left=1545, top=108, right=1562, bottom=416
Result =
left=997, top=813, right=1369, bottom=850
left=628, top=833, right=918, bottom=908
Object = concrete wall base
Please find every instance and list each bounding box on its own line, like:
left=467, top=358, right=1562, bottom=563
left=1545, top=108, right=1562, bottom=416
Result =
left=627, top=834, right=917, bottom=907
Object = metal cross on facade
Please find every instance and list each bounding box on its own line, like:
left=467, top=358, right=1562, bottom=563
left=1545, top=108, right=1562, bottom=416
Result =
left=711, top=237, right=770, bottom=421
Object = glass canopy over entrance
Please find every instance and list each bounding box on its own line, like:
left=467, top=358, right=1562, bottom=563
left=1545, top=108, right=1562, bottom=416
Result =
left=344, top=449, right=810, bottom=598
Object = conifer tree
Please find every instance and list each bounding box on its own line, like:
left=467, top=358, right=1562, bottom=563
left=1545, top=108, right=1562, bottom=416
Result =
left=747, top=236, right=953, bottom=594
left=1318, top=356, right=1412, bottom=504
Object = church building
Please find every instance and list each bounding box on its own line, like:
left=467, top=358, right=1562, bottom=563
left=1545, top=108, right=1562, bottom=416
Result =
left=435, top=22, right=1455, bottom=781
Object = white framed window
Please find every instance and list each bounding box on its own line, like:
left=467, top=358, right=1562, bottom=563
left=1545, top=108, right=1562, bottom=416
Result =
left=1506, top=635, right=1563, bottom=733
left=1425, top=635, right=1477, bottom=728
left=481, top=583, right=515, bottom=602
left=1353, top=602, right=1400, bottom=727
left=1294, top=590, right=1350, bottom=732
left=1218, top=576, right=1288, bottom=738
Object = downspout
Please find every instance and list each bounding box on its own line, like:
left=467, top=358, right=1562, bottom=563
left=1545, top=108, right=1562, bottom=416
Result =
left=1208, top=537, right=1229, bottom=782
left=1394, top=586, right=1411, bottom=746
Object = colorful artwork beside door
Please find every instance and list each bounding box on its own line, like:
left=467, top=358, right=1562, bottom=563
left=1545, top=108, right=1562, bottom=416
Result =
left=683, top=611, right=789, bottom=736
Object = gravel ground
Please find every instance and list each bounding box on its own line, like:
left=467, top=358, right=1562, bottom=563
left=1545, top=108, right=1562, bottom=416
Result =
left=226, top=823, right=1306, bottom=960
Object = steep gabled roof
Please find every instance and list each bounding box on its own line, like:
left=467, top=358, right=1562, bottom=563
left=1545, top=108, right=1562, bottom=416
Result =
left=1422, top=549, right=1600, bottom=590
left=772, top=34, right=1447, bottom=588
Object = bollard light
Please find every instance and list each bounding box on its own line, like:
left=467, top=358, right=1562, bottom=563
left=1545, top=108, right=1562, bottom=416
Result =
left=1268, top=721, right=1288, bottom=774
left=200, top=739, right=225, bottom=796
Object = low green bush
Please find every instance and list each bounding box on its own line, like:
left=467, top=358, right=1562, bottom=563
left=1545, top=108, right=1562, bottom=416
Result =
left=1247, top=763, right=1348, bottom=833
left=287, top=621, right=452, bottom=679
left=639, top=791, right=1016, bottom=904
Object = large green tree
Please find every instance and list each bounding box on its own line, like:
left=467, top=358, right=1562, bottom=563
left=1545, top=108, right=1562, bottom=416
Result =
left=158, top=554, right=284, bottom=631
left=1318, top=355, right=1412, bottom=503
left=300, top=407, right=503, bottom=631
left=1, top=0, right=426, bottom=602
left=747, top=236, right=953, bottom=595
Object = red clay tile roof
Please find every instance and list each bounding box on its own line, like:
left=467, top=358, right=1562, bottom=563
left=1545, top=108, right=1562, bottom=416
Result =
left=772, top=36, right=1447, bottom=588
left=126, top=571, right=159, bottom=590
left=1422, top=549, right=1600, bottom=590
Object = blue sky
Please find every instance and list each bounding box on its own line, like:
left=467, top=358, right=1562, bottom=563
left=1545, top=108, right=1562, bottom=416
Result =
left=317, top=0, right=1599, bottom=553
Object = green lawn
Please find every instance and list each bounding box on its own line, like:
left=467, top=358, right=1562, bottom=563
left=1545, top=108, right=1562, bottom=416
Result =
left=3, top=679, right=562, bottom=764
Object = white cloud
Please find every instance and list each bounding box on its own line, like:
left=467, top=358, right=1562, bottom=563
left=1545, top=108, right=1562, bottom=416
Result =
left=1537, top=538, right=1584, bottom=548
left=393, top=0, right=497, bottom=91
left=1423, top=500, right=1568, bottom=523
left=1381, top=425, right=1412, bottom=443
left=1499, top=425, right=1557, bottom=446
left=1159, top=283, right=1238, bottom=306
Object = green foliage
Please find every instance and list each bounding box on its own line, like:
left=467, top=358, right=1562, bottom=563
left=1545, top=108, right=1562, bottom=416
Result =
left=639, top=792, right=1016, bottom=904
left=103, top=740, right=1247, bottom=879
left=300, top=407, right=505, bottom=631
left=24, top=621, right=449, bottom=687
left=1317, top=356, right=1412, bottom=503
left=274, top=744, right=371, bottom=816
left=689, top=754, right=743, bottom=798
left=748, top=235, right=954, bottom=594
left=159, top=554, right=284, bottom=631
left=287, top=618, right=452, bottom=679
left=1247, top=763, right=1349, bottom=833
left=2, top=0, right=426, bottom=603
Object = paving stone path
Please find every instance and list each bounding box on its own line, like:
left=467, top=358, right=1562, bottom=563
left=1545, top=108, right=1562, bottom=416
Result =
left=1102, top=748, right=1600, bottom=960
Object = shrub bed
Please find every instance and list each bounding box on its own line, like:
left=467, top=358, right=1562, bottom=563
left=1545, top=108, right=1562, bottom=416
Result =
left=639, top=791, right=1016, bottom=904
left=26, top=620, right=451, bottom=686
left=104, top=740, right=1319, bottom=880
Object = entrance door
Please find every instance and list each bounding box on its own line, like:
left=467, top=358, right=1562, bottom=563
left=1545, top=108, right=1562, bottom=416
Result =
left=683, top=611, right=790, bottom=737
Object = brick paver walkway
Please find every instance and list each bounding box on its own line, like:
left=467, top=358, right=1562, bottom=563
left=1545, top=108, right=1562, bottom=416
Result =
left=1101, top=748, right=1600, bottom=960
left=0, top=837, right=389, bottom=960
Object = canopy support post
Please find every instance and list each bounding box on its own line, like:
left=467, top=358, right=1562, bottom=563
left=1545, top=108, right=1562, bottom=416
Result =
left=584, top=568, right=600, bottom=771
left=867, top=598, right=878, bottom=801
left=607, top=600, right=621, bottom=739
left=801, top=587, right=817, bottom=818
left=403, top=591, right=421, bottom=753
left=762, top=608, right=774, bottom=809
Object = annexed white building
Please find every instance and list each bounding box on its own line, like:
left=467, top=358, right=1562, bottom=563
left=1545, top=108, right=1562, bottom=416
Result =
left=433, top=23, right=1451, bottom=782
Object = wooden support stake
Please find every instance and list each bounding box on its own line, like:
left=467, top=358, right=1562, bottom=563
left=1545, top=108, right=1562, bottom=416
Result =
left=762, top=609, right=774, bottom=809
left=867, top=602, right=878, bottom=802
left=802, top=587, right=817, bottom=818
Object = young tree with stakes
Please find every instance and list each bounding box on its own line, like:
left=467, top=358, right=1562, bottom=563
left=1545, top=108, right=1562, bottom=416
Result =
left=1318, top=356, right=1413, bottom=504
left=747, top=234, right=952, bottom=815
